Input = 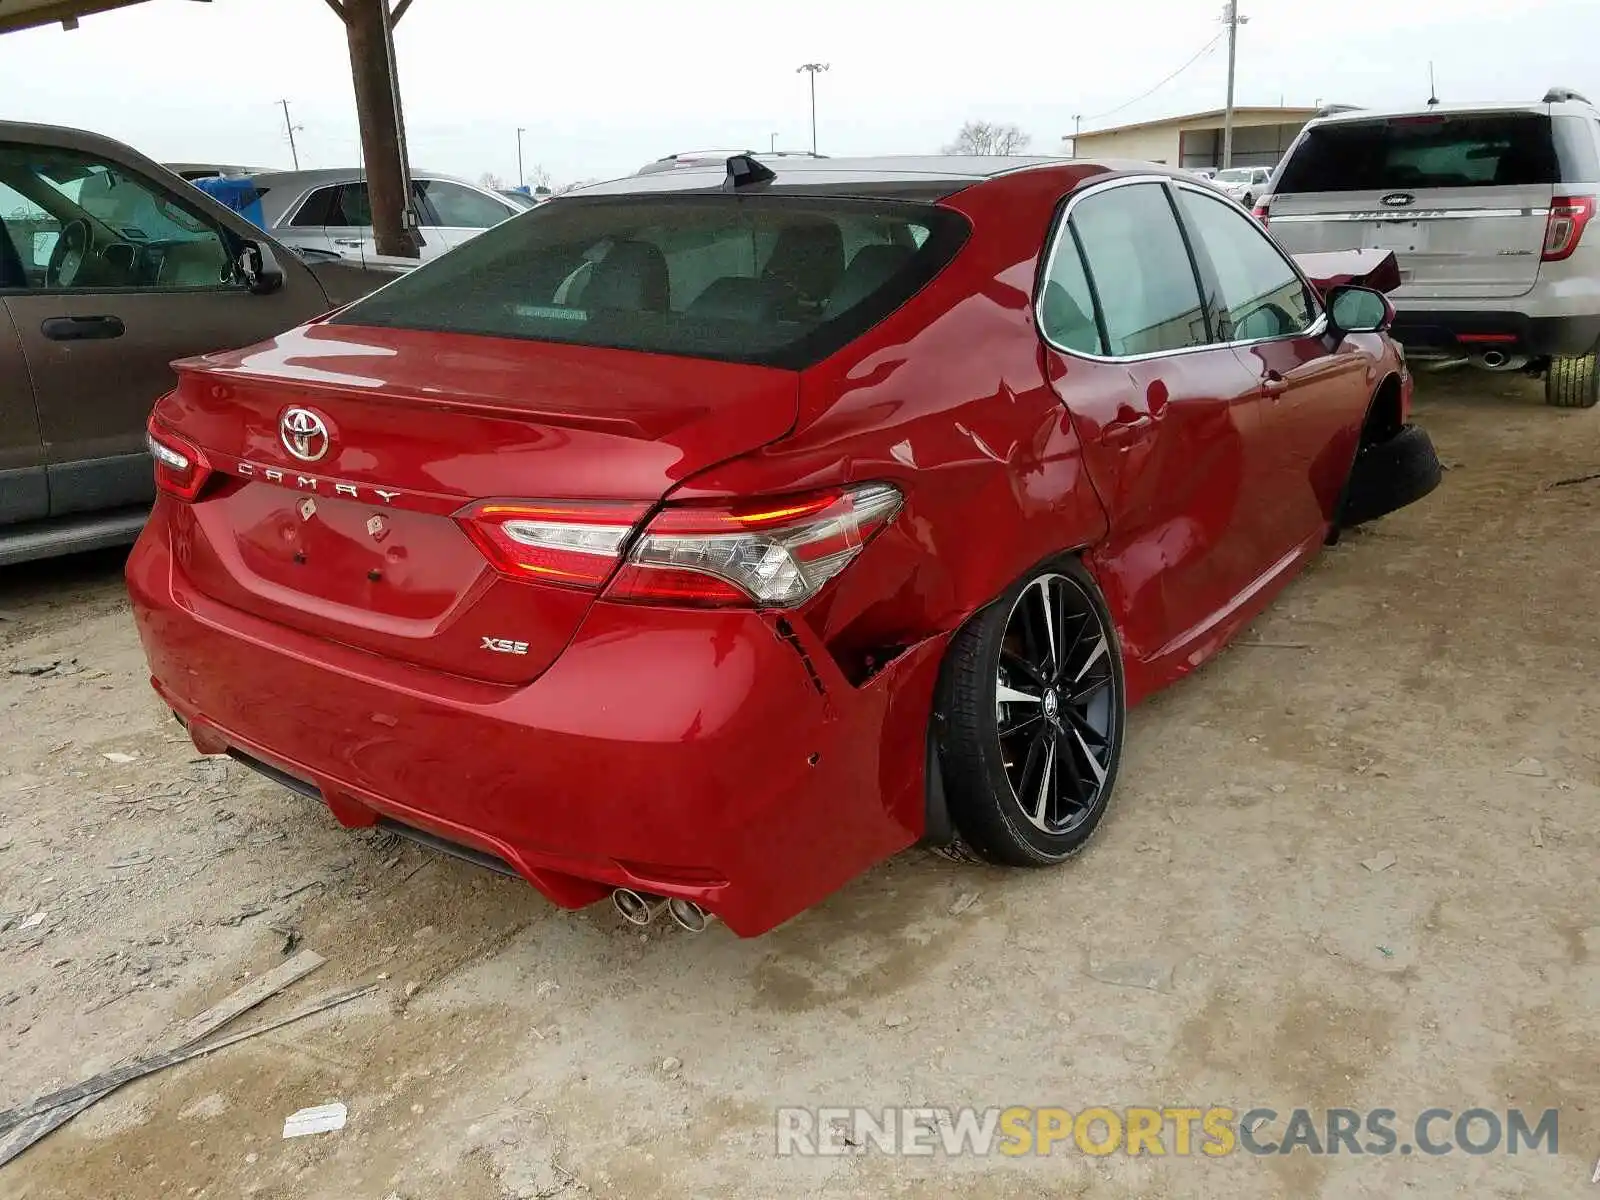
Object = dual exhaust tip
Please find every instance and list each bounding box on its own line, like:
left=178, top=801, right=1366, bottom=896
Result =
left=611, top=887, right=712, bottom=933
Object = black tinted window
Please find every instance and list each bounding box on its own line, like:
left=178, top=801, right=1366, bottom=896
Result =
left=1277, top=114, right=1561, bottom=192
left=333, top=195, right=967, bottom=369
left=1069, top=183, right=1209, bottom=356
left=328, top=183, right=372, bottom=226
left=289, top=186, right=338, bottom=227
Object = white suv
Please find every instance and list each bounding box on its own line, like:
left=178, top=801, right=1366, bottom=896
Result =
left=1259, top=89, right=1600, bottom=408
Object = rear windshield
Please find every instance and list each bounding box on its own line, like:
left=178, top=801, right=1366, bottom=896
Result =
left=333, top=194, right=968, bottom=369
left=1275, top=113, right=1599, bottom=193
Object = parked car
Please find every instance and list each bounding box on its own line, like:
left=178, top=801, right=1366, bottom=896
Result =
left=164, top=162, right=273, bottom=181
left=1258, top=87, right=1600, bottom=407
left=498, top=188, right=545, bottom=210
left=1188, top=167, right=1219, bottom=180
left=1210, top=165, right=1273, bottom=206
left=0, top=121, right=404, bottom=566
left=129, top=154, right=1438, bottom=936
left=250, top=168, right=524, bottom=265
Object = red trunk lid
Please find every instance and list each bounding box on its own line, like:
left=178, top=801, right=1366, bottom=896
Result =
left=158, top=322, right=799, bottom=684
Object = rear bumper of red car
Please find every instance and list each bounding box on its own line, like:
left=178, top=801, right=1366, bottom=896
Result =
left=126, top=506, right=946, bottom=936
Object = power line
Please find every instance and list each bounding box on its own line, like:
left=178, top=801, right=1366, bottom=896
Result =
left=1079, top=32, right=1225, bottom=127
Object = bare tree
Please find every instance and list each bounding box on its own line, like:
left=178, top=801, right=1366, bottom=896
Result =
left=525, top=163, right=553, bottom=191
left=943, top=121, right=1032, bottom=156
left=478, top=171, right=507, bottom=191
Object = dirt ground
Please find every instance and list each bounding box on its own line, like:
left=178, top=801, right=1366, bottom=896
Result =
left=1, top=373, right=1596, bottom=1199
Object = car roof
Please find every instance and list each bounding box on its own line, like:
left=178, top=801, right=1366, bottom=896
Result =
left=572, top=155, right=1155, bottom=201
left=1307, top=99, right=1596, bottom=127
left=246, top=167, right=467, bottom=188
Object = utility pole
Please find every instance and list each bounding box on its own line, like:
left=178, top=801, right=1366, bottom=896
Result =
left=797, top=63, right=829, bottom=154
left=278, top=99, right=302, bottom=170
left=516, top=127, right=526, bottom=188
left=1220, top=1, right=1249, bottom=169
left=1071, top=114, right=1081, bottom=158
left=770, top=131, right=778, bottom=152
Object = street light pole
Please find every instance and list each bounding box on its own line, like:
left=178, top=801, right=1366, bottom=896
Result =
left=1071, top=114, right=1081, bottom=158
left=796, top=63, right=830, bottom=154
left=516, top=127, right=526, bottom=189
left=770, top=131, right=778, bottom=153
left=1221, top=1, right=1249, bottom=169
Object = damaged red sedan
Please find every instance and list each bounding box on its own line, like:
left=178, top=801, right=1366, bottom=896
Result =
left=128, top=156, right=1439, bottom=935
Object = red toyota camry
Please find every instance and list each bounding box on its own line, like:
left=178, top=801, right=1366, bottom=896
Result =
left=129, top=155, right=1439, bottom=936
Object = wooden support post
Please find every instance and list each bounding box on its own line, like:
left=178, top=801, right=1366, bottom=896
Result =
left=339, top=0, right=417, bottom=258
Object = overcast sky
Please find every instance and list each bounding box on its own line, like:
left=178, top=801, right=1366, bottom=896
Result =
left=3, top=0, right=1597, bottom=186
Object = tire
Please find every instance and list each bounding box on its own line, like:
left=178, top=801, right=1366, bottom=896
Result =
left=1337, top=423, right=1442, bottom=529
left=1242, top=192, right=1255, bottom=208
left=934, top=557, right=1126, bottom=867
left=1545, top=353, right=1600, bottom=408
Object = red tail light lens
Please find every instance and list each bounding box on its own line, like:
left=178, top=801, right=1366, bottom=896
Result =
left=1542, top=195, right=1595, bottom=262
left=146, top=421, right=211, bottom=501
left=457, top=500, right=648, bottom=590
left=1252, top=200, right=1271, bottom=225
left=607, top=483, right=903, bottom=609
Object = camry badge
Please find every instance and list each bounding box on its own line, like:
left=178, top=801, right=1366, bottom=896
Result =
left=280, top=407, right=331, bottom=463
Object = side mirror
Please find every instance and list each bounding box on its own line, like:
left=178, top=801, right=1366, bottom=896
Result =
left=1326, top=284, right=1394, bottom=335
left=238, top=240, right=285, bottom=295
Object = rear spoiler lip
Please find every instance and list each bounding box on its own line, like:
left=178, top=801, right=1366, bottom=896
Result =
left=1292, top=248, right=1403, bottom=296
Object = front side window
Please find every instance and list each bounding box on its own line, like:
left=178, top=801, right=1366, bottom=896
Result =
left=416, top=180, right=515, bottom=229
left=329, top=183, right=372, bottom=227
left=0, top=142, right=236, bottom=291
left=1176, top=187, right=1315, bottom=341
left=334, top=194, right=967, bottom=369
left=1068, top=183, right=1209, bottom=357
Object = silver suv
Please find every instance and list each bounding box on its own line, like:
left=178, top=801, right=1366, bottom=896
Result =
left=1260, top=88, right=1600, bottom=407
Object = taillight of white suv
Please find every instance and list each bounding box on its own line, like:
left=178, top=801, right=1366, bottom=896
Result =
left=1542, top=196, right=1595, bottom=262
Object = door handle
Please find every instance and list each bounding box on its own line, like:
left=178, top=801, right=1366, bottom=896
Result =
left=41, top=315, right=125, bottom=342
left=1101, top=414, right=1153, bottom=448
left=1262, top=370, right=1289, bottom=398
left=332, top=238, right=363, bottom=248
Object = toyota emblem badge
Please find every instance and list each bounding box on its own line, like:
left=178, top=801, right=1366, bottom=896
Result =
left=1380, top=192, right=1416, bottom=208
left=280, top=407, right=331, bottom=462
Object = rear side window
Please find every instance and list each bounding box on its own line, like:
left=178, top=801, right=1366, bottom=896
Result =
left=1277, top=113, right=1563, bottom=192
left=1068, top=183, right=1210, bottom=356
left=1553, top=115, right=1600, bottom=182
left=1038, top=225, right=1103, bottom=355
left=334, top=195, right=968, bottom=369
left=289, top=186, right=338, bottom=227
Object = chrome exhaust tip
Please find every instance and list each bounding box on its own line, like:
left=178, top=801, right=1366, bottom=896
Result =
left=1472, top=349, right=1530, bottom=373
left=666, top=897, right=712, bottom=933
left=612, top=888, right=663, bottom=926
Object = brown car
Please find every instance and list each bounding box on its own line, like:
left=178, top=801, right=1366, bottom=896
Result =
left=0, top=121, right=403, bottom=566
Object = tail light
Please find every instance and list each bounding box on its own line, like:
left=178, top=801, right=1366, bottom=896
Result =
left=146, top=421, right=211, bottom=501
left=457, top=500, right=649, bottom=590
left=1252, top=199, right=1271, bottom=225
left=608, top=483, right=903, bottom=608
left=1542, top=195, right=1595, bottom=262
left=459, top=484, right=903, bottom=607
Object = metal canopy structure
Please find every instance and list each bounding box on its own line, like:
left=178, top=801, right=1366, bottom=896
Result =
left=1, top=0, right=422, bottom=258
